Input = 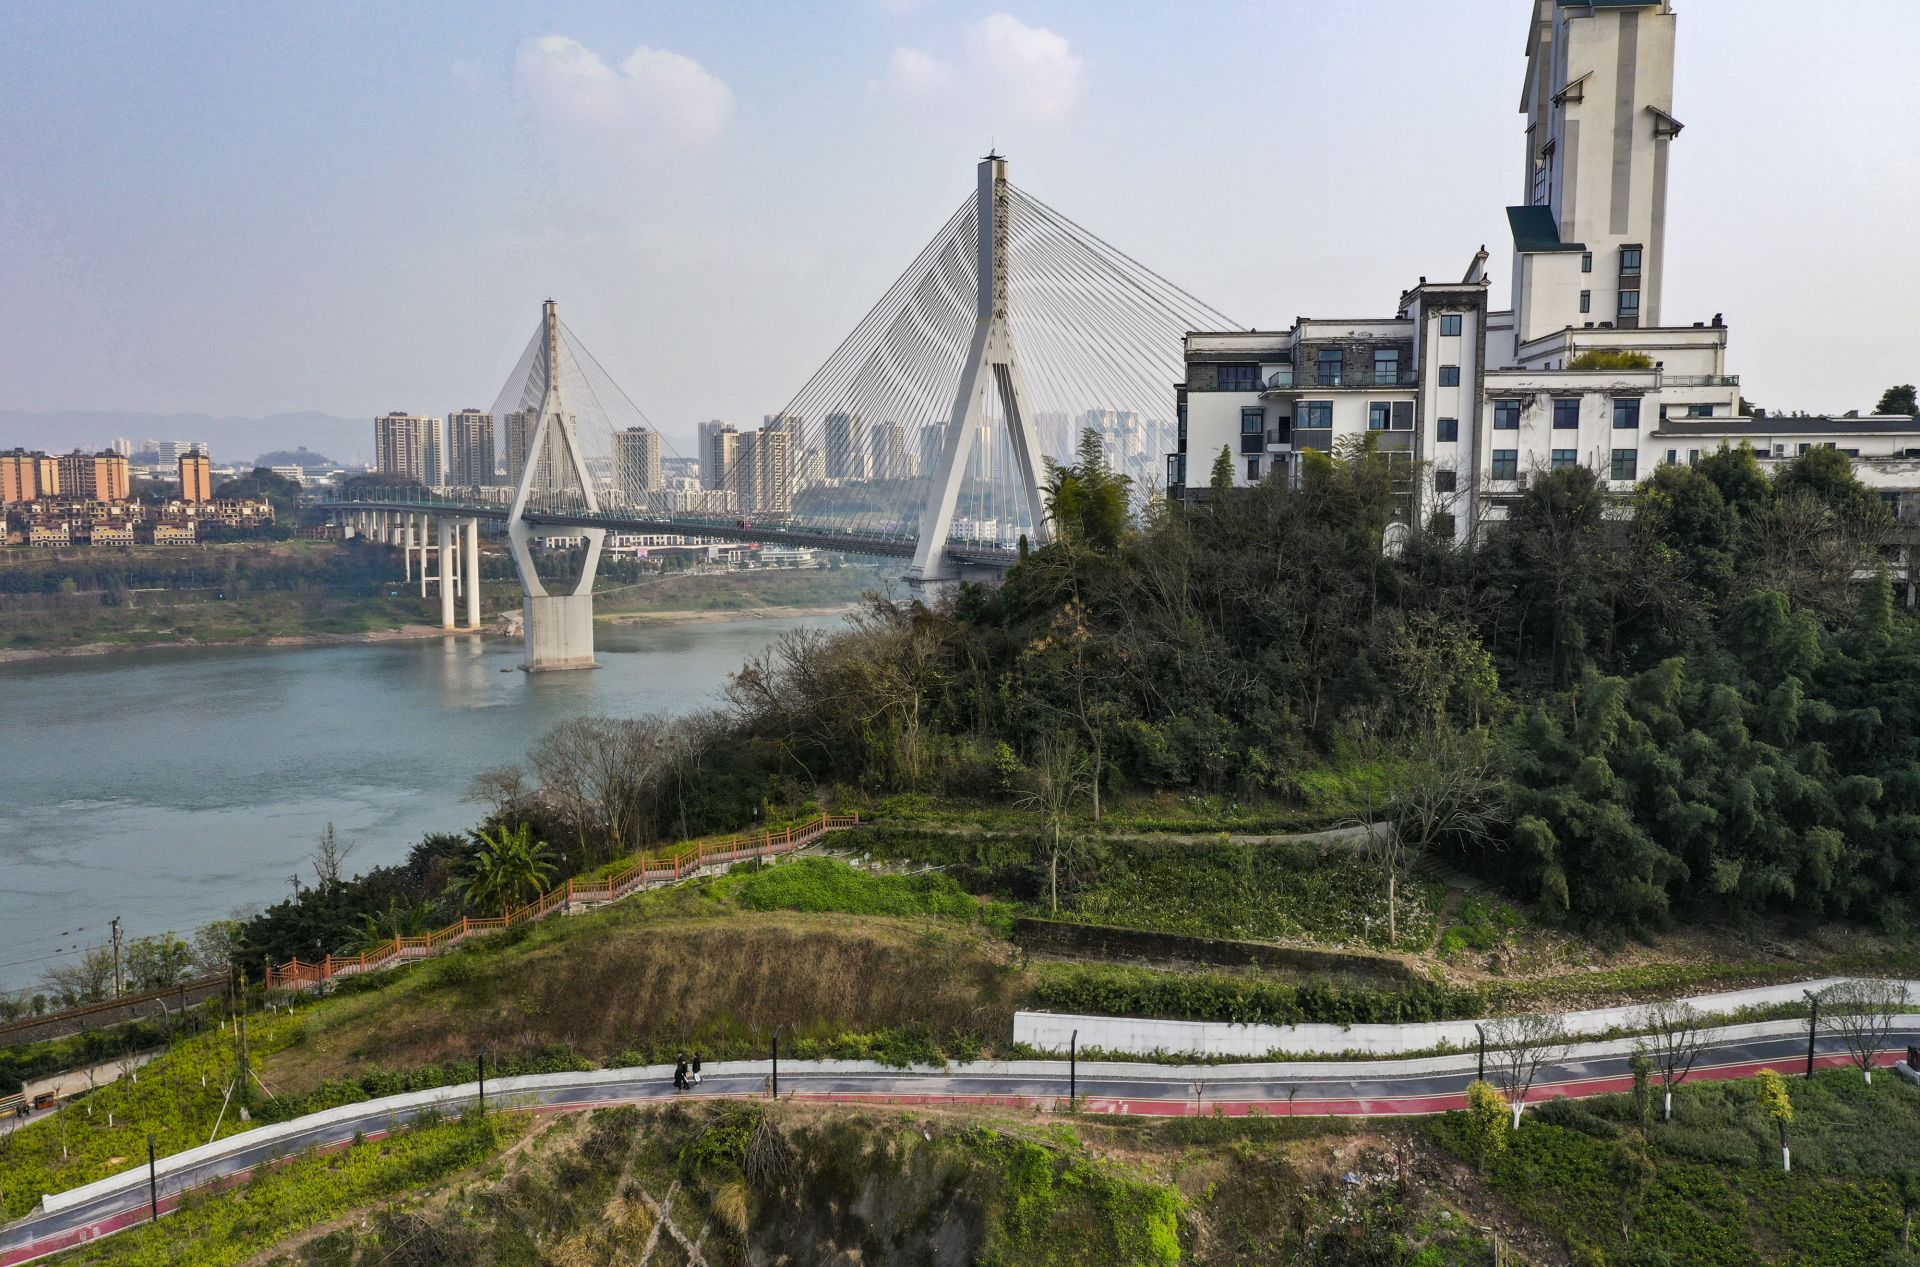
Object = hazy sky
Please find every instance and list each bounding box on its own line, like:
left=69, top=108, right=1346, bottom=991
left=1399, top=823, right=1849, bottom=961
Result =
left=4, top=0, right=1917, bottom=450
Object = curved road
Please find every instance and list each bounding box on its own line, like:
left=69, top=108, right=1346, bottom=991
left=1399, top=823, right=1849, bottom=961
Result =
left=4, top=1027, right=1914, bottom=1266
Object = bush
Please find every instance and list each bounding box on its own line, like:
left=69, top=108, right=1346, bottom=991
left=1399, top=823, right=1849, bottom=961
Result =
left=717, top=857, right=981, bottom=921
left=1027, top=962, right=1483, bottom=1027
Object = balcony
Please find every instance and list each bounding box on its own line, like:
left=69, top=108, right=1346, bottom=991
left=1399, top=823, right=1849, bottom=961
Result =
left=1263, top=368, right=1421, bottom=391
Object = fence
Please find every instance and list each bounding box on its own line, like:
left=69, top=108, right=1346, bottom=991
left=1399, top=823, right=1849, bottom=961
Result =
left=265, top=813, right=861, bottom=991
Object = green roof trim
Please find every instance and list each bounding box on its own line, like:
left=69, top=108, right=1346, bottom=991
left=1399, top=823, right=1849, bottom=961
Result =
left=1507, top=205, right=1587, bottom=254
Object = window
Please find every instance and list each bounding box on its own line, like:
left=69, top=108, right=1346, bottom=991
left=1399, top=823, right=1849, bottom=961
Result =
left=1492, top=450, right=1519, bottom=481
left=1618, top=289, right=1641, bottom=317
left=1619, top=246, right=1643, bottom=276
left=1439, top=314, right=1463, bottom=337
left=1611, top=448, right=1638, bottom=481
left=1369, top=402, right=1391, bottom=431
left=1437, top=417, right=1459, bottom=442
left=1431, top=511, right=1457, bottom=538
left=1612, top=397, right=1641, bottom=429
left=1686, top=404, right=1713, bottom=418
left=1246, top=457, right=1262, bottom=482
left=1842, top=448, right=1861, bottom=458
left=1688, top=449, right=1699, bottom=465
left=1494, top=400, right=1520, bottom=430
left=1582, top=251, right=1594, bottom=274
left=1798, top=443, right=1811, bottom=455
left=1665, top=450, right=1678, bottom=465
left=1552, top=449, right=1578, bottom=471
left=1176, top=402, right=1187, bottom=450
left=1216, top=363, right=1258, bottom=392
left=1434, top=469, right=1457, bottom=493
left=1241, top=407, right=1266, bottom=454
left=1302, top=401, right=1333, bottom=428
left=1580, top=290, right=1592, bottom=314
left=1391, top=401, right=1414, bottom=431
left=1373, top=348, right=1400, bottom=385
left=1317, top=349, right=1344, bottom=385
left=1553, top=397, right=1581, bottom=429
left=1166, top=454, right=1186, bottom=486
left=1438, top=365, right=1461, bottom=387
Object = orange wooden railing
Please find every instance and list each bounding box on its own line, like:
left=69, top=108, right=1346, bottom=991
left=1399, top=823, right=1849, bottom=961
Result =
left=266, top=813, right=861, bottom=991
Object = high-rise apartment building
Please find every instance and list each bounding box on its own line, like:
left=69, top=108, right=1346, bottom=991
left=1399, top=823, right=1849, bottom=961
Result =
left=504, top=410, right=571, bottom=494
left=737, top=424, right=794, bottom=516
left=823, top=412, right=869, bottom=481
left=0, top=450, right=54, bottom=504
left=56, top=451, right=131, bottom=502
left=374, top=412, right=436, bottom=483
left=705, top=423, right=740, bottom=496
left=871, top=421, right=909, bottom=480
left=178, top=452, right=213, bottom=503
left=447, top=409, right=496, bottom=487
left=613, top=426, right=663, bottom=501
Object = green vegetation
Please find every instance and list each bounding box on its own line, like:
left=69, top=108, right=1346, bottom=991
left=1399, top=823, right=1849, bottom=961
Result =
left=1029, top=962, right=1480, bottom=1027
left=0, top=1021, right=177, bottom=1097
left=1567, top=349, right=1656, bottom=372
left=1433, top=1070, right=1920, bottom=1265
left=591, top=561, right=888, bottom=614
left=714, top=855, right=996, bottom=923
left=45, top=1114, right=521, bottom=1267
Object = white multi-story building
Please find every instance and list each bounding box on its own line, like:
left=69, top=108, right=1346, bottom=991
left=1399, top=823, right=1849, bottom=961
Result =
left=446, top=408, right=496, bottom=487
left=612, top=426, right=663, bottom=502
left=1171, top=0, right=1910, bottom=544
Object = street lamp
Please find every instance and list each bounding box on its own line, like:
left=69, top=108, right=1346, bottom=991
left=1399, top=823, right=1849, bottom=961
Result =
left=1804, top=990, right=1820, bottom=1078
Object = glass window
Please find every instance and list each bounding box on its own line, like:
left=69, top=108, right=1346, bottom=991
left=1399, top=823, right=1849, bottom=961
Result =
left=1216, top=363, right=1258, bottom=392
left=1434, top=469, right=1457, bottom=493
left=1688, top=450, right=1699, bottom=465
left=1240, top=407, right=1266, bottom=435
left=1552, top=449, right=1577, bottom=471
left=1369, top=402, right=1391, bottom=431
left=1373, top=349, right=1400, bottom=385
left=1391, top=401, right=1414, bottom=431
left=1303, top=401, right=1333, bottom=428
left=1431, top=511, right=1457, bottom=538
left=1246, top=457, right=1262, bottom=482
left=1166, top=454, right=1185, bottom=486
left=1316, top=349, right=1344, bottom=385
left=1176, top=402, right=1187, bottom=450
left=1613, top=397, right=1641, bottom=429
left=1582, top=251, right=1594, bottom=274
left=1611, top=448, right=1638, bottom=481
left=1620, top=246, right=1643, bottom=276
left=1439, top=314, right=1463, bottom=337
left=1494, top=400, right=1521, bottom=430
left=1437, top=417, right=1459, bottom=442
left=1492, top=450, right=1519, bottom=481
left=1687, top=404, right=1713, bottom=418
left=1665, top=450, right=1678, bottom=465
left=1618, top=289, right=1641, bottom=316
left=1438, top=366, right=1461, bottom=387
left=1553, top=398, right=1581, bottom=429
left=1580, top=290, right=1592, bottom=314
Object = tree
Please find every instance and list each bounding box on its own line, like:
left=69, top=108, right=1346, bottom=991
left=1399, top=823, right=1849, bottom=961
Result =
left=41, top=945, right=117, bottom=1006
left=1629, top=1049, right=1654, bottom=1136
left=1876, top=384, right=1918, bottom=417
left=1043, top=429, right=1133, bottom=553
left=1817, top=979, right=1910, bottom=1085
left=1014, top=734, right=1091, bottom=914
left=311, top=823, right=356, bottom=892
left=1568, top=349, right=1654, bottom=372
left=192, top=920, right=246, bottom=976
left=1642, top=1000, right=1706, bottom=1121
left=1755, top=1069, right=1793, bottom=1171
left=1463, top=1080, right=1509, bottom=1173
left=342, top=900, right=437, bottom=954
left=1894, top=1171, right=1920, bottom=1253
left=451, top=823, right=558, bottom=917
left=1483, top=1012, right=1572, bottom=1127
left=530, top=715, right=677, bottom=865
left=1209, top=445, right=1235, bottom=501
left=124, top=934, right=194, bottom=992
left=465, top=766, right=532, bottom=819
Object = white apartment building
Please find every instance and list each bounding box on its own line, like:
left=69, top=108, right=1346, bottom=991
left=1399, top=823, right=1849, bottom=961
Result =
left=446, top=408, right=496, bottom=487
left=373, top=412, right=442, bottom=485
left=612, top=425, right=663, bottom=502
left=1171, top=0, right=1910, bottom=542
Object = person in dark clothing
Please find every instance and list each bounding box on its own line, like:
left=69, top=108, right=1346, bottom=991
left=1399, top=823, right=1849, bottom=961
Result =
left=673, top=1057, right=689, bottom=1092
left=691, top=1053, right=703, bottom=1086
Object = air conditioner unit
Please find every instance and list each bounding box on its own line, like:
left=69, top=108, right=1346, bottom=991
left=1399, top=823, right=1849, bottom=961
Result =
left=1515, top=472, right=1531, bottom=489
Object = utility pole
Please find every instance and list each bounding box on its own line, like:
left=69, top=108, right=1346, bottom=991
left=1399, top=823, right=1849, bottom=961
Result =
left=1805, top=993, right=1820, bottom=1078
left=1068, top=1030, right=1078, bottom=1109
left=110, top=917, right=123, bottom=998
left=147, top=1132, right=159, bottom=1224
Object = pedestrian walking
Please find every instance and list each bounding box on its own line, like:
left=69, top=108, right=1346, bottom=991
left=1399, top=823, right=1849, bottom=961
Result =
left=691, top=1053, right=703, bottom=1086
left=673, top=1056, right=689, bottom=1093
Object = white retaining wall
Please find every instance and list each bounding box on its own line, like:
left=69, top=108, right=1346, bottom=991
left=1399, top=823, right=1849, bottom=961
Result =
left=1015, top=977, right=1920, bottom=1057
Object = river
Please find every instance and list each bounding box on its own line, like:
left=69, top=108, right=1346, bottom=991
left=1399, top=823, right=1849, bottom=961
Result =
left=0, top=613, right=845, bottom=980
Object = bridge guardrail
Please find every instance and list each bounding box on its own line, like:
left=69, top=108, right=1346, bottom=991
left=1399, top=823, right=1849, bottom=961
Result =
left=265, top=814, right=861, bottom=991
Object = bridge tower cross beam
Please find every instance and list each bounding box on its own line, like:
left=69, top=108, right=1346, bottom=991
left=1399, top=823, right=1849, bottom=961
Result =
left=905, top=154, right=1051, bottom=603
left=505, top=299, right=605, bottom=670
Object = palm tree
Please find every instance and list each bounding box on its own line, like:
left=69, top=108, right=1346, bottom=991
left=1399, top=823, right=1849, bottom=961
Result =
left=452, top=823, right=558, bottom=916
left=341, top=899, right=438, bottom=954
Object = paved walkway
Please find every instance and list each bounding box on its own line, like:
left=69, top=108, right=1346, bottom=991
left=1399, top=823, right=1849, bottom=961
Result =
left=5, top=1023, right=1914, bottom=1266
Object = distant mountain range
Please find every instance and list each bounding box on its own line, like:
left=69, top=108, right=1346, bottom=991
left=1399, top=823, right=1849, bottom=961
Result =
left=0, top=410, right=370, bottom=466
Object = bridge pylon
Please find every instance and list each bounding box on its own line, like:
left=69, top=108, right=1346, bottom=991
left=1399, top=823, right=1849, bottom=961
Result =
left=507, top=299, right=606, bottom=671
left=905, top=155, right=1051, bottom=603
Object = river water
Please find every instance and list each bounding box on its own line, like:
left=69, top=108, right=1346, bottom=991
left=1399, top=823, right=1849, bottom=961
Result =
left=0, top=614, right=844, bottom=979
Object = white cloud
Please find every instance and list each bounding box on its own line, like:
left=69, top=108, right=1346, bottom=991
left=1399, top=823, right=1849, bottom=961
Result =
left=876, top=14, right=1083, bottom=121
left=969, top=14, right=1083, bottom=121
left=514, top=36, right=734, bottom=149
left=883, top=47, right=956, bottom=97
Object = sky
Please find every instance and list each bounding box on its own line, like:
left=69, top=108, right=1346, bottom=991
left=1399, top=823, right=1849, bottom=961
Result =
left=3, top=0, right=1917, bottom=455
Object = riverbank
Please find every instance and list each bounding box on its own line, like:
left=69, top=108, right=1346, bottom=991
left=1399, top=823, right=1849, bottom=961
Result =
left=0, top=621, right=458, bottom=664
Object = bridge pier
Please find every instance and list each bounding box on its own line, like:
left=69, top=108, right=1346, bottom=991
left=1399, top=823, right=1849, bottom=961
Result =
left=437, top=517, right=456, bottom=630
left=464, top=517, right=481, bottom=629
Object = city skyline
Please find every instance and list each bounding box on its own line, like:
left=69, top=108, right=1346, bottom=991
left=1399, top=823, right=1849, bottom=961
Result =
left=3, top=1, right=1917, bottom=452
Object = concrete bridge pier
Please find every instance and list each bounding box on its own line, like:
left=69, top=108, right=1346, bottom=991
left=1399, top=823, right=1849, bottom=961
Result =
left=464, top=517, right=481, bottom=630
left=437, top=517, right=456, bottom=630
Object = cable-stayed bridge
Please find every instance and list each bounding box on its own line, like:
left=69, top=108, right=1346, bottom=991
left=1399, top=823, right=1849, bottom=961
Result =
left=329, top=156, right=1234, bottom=669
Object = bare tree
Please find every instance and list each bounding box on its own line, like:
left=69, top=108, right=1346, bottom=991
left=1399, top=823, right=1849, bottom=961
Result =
left=1817, top=979, right=1911, bottom=1085
left=465, top=765, right=531, bottom=818
left=311, top=823, right=356, bottom=891
left=529, top=715, right=676, bottom=864
left=1641, top=999, right=1706, bottom=1121
left=1483, top=1012, right=1572, bottom=1128
left=1014, top=734, right=1091, bottom=914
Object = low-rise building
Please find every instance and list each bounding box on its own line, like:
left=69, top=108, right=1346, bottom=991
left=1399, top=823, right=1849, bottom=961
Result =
left=147, top=520, right=197, bottom=545
left=27, top=521, right=71, bottom=547
left=84, top=522, right=135, bottom=546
